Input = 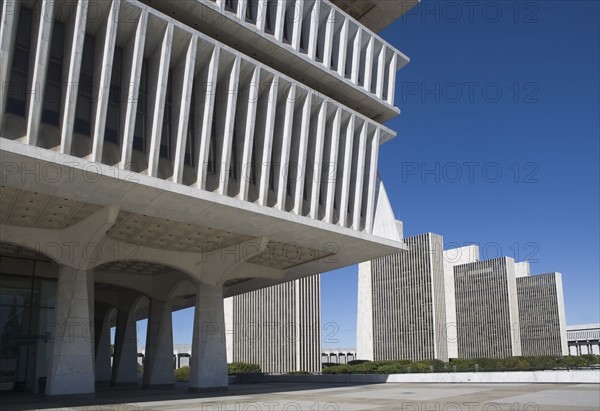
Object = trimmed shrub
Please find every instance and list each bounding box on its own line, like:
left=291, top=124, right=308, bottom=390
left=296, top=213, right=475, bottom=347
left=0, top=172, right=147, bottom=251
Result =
left=228, top=362, right=262, bottom=375
left=174, top=366, right=190, bottom=382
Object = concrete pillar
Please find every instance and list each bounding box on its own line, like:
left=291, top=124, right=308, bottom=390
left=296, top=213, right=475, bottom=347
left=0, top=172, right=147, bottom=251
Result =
left=111, top=308, right=139, bottom=386
left=143, top=298, right=174, bottom=388
left=95, top=310, right=112, bottom=385
left=46, top=266, right=95, bottom=397
left=577, top=344, right=581, bottom=356
left=189, top=282, right=228, bottom=392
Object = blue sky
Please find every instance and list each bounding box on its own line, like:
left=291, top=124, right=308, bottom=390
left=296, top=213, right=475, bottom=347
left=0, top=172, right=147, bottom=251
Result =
left=135, top=1, right=600, bottom=349
left=322, top=0, right=600, bottom=349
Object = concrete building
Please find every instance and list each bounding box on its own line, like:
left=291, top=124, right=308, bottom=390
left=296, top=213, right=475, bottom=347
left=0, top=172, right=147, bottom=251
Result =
left=321, top=348, right=356, bottom=364
left=224, top=274, right=321, bottom=373
left=515, top=263, right=568, bottom=356
left=357, top=231, right=449, bottom=362
left=442, top=244, right=480, bottom=359
left=0, top=0, right=417, bottom=396
left=567, top=324, right=600, bottom=356
left=454, top=257, right=522, bottom=359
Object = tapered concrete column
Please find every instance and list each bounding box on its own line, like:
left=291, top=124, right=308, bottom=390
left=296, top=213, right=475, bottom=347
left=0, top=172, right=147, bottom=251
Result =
left=46, top=266, right=95, bottom=397
left=95, top=310, right=112, bottom=385
left=189, top=282, right=228, bottom=392
left=143, top=298, right=174, bottom=388
left=111, top=308, right=139, bottom=386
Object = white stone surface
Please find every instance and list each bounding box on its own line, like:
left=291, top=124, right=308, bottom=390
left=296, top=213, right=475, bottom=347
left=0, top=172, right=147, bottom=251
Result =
left=45, top=266, right=95, bottom=396
left=189, top=282, right=228, bottom=390
left=143, top=299, right=175, bottom=387
left=515, top=261, right=531, bottom=278
left=442, top=245, right=479, bottom=359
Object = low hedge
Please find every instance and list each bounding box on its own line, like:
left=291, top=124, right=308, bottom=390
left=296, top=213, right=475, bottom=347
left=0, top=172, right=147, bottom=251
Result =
left=323, top=355, right=599, bottom=375
left=174, top=363, right=262, bottom=382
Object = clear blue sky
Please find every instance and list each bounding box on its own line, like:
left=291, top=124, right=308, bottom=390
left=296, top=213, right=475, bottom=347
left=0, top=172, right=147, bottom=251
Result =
left=322, top=0, right=600, bottom=349
left=135, top=1, right=600, bottom=349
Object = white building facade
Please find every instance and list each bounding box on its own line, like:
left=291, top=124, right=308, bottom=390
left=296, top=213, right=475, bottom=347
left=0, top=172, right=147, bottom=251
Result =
left=0, top=0, right=416, bottom=396
left=357, top=231, right=448, bottom=362
left=358, top=233, right=569, bottom=362
left=224, top=274, right=321, bottom=373
left=515, top=264, right=568, bottom=357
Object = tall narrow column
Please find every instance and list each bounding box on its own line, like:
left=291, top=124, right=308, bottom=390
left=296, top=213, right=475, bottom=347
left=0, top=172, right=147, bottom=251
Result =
left=46, top=266, right=95, bottom=397
left=95, top=309, right=113, bottom=386
left=189, top=282, right=228, bottom=392
left=142, top=298, right=174, bottom=388
left=111, top=308, right=139, bottom=386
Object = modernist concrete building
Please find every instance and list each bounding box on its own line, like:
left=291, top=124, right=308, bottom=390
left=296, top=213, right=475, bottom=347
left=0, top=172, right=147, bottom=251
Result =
left=442, top=244, right=480, bottom=359
left=224, top=274, right=321, bottom=373
left=322, top=348, right=356, bottom=364
left=0, top=0, right=417, bottom=396
left=454, top=257, right=522, bottom=359
left=357, top=231, right=449, bottom=362
left=515, top=262, right=568, bottom=357
left=567, top=324, right=600, bottom=356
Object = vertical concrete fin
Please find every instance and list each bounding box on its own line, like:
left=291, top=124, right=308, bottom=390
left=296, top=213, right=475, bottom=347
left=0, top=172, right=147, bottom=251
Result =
left=309, top=101, right=327, bottom=219
left=337, top=18, right=349, bottom=77
left=376, top=45, right=387, bottom=98
left=218, top=55, right=241, bottom=195
left=173, top=36, right=198, bottom=184
left=120, top=10, right=148, bottom=170
left=365, top=128, right=381, bottom=233
left=307, top=0, right=320, bottom=60
left=292, top=92, right=313, bottom=214
left=276, top=84, right=297, bottom=209
left=352, top=122, right=367, bottom=230
left=26, top=0, right=55, bottom=146
left=362, top=37, right=374, bottom=93
left=351, top=28, right=362, bottom=84
left=147, top=23, right=173, bottom=177
left=338, top=114, right=355, bottom=227
left=196, top=46, right=221, bottom=189
left=90, top=0, right=120, bottom=162
left=60, top=0, right=89, bottom=154
left=387, top=53, right=398, bottom=105
left=324, top=107, right=341, bottom=223
left=258, top=76, right=279, bottom=205
left=239, top=66, right=261, bottom=201
left=322, top=6, right=335, bottom=69
left=291, top=0, right=304, bottom=51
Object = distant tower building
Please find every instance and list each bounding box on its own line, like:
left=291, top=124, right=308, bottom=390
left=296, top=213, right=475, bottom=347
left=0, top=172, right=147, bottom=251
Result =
left=454, top=257, right=522, bottom=358
left=357, top=231, right=449, bottom=362
left=515, top=262, right=568, bottom=356
left=224, top=275, right=321, bottom=373
left=442, top=244, right=480, bottom=359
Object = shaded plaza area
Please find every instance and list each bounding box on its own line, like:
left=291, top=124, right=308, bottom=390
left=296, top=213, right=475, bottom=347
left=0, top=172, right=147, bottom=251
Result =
left=1, top=382, right=599, bottom=410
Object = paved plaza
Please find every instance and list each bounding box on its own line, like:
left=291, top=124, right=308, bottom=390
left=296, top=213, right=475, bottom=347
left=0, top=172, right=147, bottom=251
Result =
left=2, top=382, right=599, bottom=411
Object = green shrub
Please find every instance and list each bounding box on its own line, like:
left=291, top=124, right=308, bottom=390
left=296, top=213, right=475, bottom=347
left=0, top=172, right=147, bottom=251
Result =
left=348, top=360, right=371, bottom=366
left=174, top=366, right=190, bottom=382
left=227, top=362, right=261, bottom=375
left=322, top=364, right=354, bottom=374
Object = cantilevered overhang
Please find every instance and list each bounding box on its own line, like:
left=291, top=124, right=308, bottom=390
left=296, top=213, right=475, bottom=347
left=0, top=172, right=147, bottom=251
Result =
left=140, top=0, right=408, bottom=123
left=1, top=139, right=406, bottom=294
left=331, top=0, right=421, bottom=33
